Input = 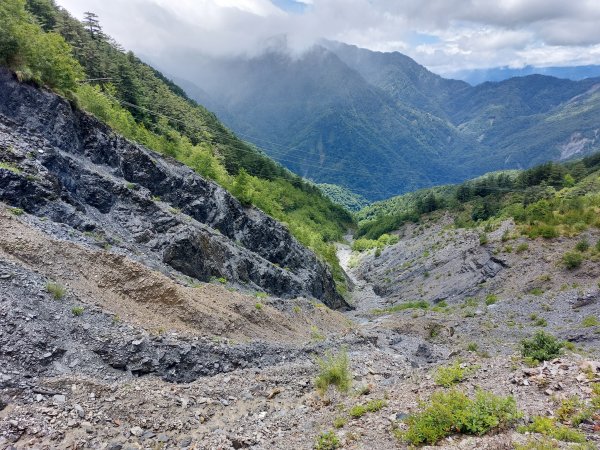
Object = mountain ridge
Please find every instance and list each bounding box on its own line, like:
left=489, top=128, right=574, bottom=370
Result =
left=172, top=41, right=600, bottom=201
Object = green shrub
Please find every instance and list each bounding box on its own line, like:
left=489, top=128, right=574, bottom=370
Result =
left=371, top=300, right=429, bottom=315
left=562, top=251, right=583, bottom=269
left=71, top=306, right=84, bottom=316
left=581, top=315, right=599, bottom=327
left=8, top=206, right=24, bottom=216
left=399, top=389, right=519, bottom=445
left=255, top=292, right=268, bottom=299
left=466, top=343, right=478, bottom=352
left=516, top=243, right=529, bottom=253
left=314, top=431, right=340, bottom=450
left=528, top=224, right=558, bottom=239
left=575, top=239, right=590, bottom=252
left=0, top=162, right=22, bottom=174
left=485, top=294, right=498, bottom=305
left=254, top=302, right=263, bottom=310
left=518, top=416, right=585, bottom=443
left=352, top=233, right=399, bottom=252
left=520, top=331, right=563, bottom=362
left=315, top=349, right=351, bottom=395
left=0, top=0, right=84, bottom=93
left=332, top=416, right=346, bottom=429
left=462, top=297, right=479, bottom=308
left=434, top=362, right=478, bottom=387
left=310, top=325, right=325, bottom=342
left=349, top=399, right=386, bottom=418
left=479, top=233, right=488, bottom=245
left=556, top=396, right=594, bottom=426
left=46, top=282, right=66, bottom=300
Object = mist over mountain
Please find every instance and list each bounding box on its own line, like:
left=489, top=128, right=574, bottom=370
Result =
left=166, top=41, right=600, bottom=200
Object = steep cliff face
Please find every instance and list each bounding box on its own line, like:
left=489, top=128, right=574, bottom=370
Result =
left=0, top=69, right=347, bottom=309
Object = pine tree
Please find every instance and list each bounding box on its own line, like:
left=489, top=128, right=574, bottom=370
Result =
left=82, top=11, right=102, bottom=40
left=25, top=0, right=57, bottom=31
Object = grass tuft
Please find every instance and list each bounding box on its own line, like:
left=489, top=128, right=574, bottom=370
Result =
left=371, top=300, right=429, bottom=315
left=315, top=349, right=351, bottom=396
left=46, top=282, right=66, bottom=300
left=349, top=399, right=387, bottom=418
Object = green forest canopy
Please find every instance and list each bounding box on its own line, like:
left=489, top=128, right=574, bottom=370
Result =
left=357, top=156, right=600, bottom=242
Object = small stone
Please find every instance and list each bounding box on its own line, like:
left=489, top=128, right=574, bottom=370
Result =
left=107, top=444, right=123, bottom=450
left=35, top=394, right=43, bottom=402
left=157, top=433, right=170, bottom=442
left=130, top=426, right=144, bottom=437
left=74, top=404, right=84, bottom=418
left=52, top=394, right=66, bottom=403
left=142, top=431, right=156, bottom=440
left=179, top=436, right=192, bottom=447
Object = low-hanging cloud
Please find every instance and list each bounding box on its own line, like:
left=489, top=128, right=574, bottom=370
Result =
left=55, top=0, right=600, bottom=76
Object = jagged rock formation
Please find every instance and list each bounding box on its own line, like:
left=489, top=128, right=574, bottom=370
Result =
left=0, top=69, right=347, bottom=309
left=356, top=215, right=510, bottom=303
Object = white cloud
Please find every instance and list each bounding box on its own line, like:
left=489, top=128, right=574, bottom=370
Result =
left=55, top=0, right=600, bottom=75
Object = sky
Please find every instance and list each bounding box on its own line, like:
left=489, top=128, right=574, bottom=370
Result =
left=55, top=0, right=600, bottom=76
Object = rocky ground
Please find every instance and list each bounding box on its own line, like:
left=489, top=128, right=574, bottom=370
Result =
left=1, top=209, right=599, bottom=449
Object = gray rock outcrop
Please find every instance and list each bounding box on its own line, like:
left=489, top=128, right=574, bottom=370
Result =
left=0, top=69, right=347, bottom=308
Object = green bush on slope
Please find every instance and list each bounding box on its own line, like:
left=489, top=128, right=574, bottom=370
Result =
left=357, top=158, right=600, bottom=242
left=397, top=389, right=520, bottom=445
left=0, top=0, right=83, bottom=93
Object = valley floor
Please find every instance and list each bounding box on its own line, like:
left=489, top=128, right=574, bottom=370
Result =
left=1, top=210, right=600, bottom=449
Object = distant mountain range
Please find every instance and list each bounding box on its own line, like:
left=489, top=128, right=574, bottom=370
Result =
left=166, top=41, right=600, bottom=200
left=447, top=65, right=600, bottom=86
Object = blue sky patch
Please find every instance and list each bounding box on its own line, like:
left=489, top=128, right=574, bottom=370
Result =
left=271, top=0, right=309, bottom=14
left=408, top=32, right=440, bottom=46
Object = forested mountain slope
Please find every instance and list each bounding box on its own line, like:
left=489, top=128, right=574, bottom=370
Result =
left=174, top=41, right=600, bottom=201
